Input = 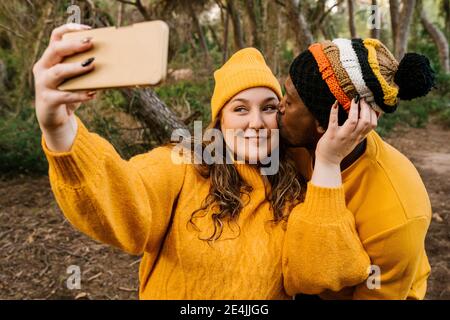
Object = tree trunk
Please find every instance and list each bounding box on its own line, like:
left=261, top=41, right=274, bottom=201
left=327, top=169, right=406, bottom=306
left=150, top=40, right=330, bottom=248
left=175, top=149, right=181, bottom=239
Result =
left=389, top=0, right=400, bottom=51
left=122, top=89, right=188, bottom=144
left=222, top=7, right=230, bottom=63
left=187, top=1, right=211, bottom=64
left=117, top=2, right=124, bottom=27
left=0, top=59, right=7, bottom=91
left=244, top=0, right=260, bottom=48
left=285, top=0, right=314, bottom=54
left=264, top=0, right=281, bottom=74
left=395, top=0, right=416, bottom=60
left=370, top=0, right=380, bottom=39
left=348, top=0, right=357, bottom=38
left=443, top=0, right=450, bottom=36
left=209, top=24, right=221, bottom=51
left=420, top=8, right=450, bottom=73
left=227, top=0, right=245, bottom=49
left=134, top=0, right=150, bottom=20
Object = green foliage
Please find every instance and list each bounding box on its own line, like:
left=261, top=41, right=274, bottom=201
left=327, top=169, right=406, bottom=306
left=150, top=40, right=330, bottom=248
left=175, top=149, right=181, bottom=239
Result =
left=78, top=92, right=148, bottom=161
left=0, top=47, right=26, bottom=113
left=155, top=78, right=215, bottom=125
left=376, top=30, right=450, bottom=136
left=434, top=72, right=450, bottom=97
left=0, top=109, right=48, bottom=175
left=377, top=86, right=450, bottom=136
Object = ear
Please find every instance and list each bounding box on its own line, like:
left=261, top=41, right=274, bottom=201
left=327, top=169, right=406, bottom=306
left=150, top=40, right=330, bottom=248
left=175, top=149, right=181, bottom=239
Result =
left=315, top=119, right=326, bottom=134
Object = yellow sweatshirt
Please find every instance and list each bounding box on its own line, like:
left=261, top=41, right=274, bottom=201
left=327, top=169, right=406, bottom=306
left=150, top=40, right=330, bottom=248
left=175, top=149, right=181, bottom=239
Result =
left=297, top=131, right=432, bottom=300
left=41, top=115, right=371, bottom=299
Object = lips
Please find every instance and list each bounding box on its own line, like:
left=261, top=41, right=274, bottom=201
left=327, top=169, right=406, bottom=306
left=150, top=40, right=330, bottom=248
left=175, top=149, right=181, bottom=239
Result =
left=244, top=136, right=268, bottom=140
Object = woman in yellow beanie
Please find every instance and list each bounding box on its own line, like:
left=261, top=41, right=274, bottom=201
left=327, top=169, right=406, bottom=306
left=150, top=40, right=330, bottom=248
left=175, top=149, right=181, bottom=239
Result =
left=33, top=23, right=377, bottom=299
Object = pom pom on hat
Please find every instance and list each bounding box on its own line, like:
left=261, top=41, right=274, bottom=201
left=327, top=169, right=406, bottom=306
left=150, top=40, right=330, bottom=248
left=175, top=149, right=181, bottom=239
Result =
left=394, top=53, right=435, bottom=101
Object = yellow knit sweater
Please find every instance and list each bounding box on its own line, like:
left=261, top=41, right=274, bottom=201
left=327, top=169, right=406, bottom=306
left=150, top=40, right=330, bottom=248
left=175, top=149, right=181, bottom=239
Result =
left=297, top=132, right=432, bottom=300
left=41, top=115, right=371, bottom=299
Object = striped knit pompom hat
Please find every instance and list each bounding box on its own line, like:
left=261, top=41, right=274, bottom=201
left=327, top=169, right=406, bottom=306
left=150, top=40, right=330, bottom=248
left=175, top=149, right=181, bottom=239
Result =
left=289, top=38, right=435, bottom=128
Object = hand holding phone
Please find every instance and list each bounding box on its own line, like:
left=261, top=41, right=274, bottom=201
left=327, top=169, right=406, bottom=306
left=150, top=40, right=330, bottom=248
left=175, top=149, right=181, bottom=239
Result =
left=33, top=21, right=169, bottom=153
left=57, top=21, right=169, bottom=91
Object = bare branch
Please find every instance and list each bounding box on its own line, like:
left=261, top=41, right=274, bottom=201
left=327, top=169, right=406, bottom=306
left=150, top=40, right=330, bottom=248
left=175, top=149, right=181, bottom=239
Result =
left=0, top=23, right=25, bottom=39
left=116, top=0, right=136, bottom=5
left=318, top=0, right=344, bottom=27
left=115, top=0, right=149, bottom=20
left=274, top=0, right=286, bottom=8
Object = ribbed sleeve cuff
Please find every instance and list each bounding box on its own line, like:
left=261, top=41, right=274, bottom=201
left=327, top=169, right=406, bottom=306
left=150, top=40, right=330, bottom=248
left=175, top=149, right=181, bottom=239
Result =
left=41, top=115, right=103, bottom=187
left=301, top=182, right=348, bottom=224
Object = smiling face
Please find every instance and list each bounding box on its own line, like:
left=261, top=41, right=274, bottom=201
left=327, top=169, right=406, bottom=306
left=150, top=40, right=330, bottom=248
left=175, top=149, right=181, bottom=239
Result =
left=220, top=87, right=279, bottom=163
left=277, top=76, right=322, bottom=149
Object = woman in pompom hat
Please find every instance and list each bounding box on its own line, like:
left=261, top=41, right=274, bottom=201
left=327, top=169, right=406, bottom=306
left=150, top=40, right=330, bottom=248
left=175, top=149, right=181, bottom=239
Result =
left=279, top=38, right=435, bottom=300
left=35, top=23, right=374, bottom=299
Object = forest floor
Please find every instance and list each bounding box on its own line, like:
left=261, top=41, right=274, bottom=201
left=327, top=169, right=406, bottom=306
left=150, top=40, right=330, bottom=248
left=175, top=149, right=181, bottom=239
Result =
left=0, top=121, right=449, bottom=300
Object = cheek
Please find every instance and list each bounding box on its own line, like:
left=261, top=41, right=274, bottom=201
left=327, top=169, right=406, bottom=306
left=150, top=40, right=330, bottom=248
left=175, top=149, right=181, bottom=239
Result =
left=262, top=112, right=278, bottom=129
left=280, top=107, right=297, bottom=132
left=221, top=113, right=246, bottom=131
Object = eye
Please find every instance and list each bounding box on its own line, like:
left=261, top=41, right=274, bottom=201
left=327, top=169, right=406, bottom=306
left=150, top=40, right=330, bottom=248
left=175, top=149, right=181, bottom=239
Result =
left=234, top=106, right=248, bottom=113
left=262, top=104, right=278, bottom=112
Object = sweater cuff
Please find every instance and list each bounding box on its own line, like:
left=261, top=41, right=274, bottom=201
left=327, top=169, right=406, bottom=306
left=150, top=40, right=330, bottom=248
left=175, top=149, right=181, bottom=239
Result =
left=41, top=115, right=103, bottom=187
left=300, top=182, right=348, bottom=224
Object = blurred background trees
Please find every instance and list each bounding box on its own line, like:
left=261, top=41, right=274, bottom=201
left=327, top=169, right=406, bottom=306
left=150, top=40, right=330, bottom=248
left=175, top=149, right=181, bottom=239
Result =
left=0, top=0, right=448, bottom=175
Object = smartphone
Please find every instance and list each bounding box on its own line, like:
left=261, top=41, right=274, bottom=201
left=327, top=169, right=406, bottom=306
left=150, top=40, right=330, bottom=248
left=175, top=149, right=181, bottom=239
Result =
left=57, top=21, right=169, bottom=91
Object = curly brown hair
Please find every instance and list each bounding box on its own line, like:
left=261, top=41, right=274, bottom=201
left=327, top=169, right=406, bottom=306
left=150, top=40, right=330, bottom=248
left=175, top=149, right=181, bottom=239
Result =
left=168, top=115, right=306, bottom=245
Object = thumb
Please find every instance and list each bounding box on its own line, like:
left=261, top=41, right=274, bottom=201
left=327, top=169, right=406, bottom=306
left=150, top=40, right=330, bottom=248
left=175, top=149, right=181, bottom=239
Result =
left=66, top=90, right=95, bottom=115
left=66, top=102, right=81, bottom=115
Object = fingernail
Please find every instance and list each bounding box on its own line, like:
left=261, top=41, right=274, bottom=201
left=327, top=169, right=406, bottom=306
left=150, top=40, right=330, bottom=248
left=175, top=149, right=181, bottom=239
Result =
left=81, top=37, right=92, bottom=44
left=81, top=57, right=95, bottom=67
left=87, top=90, right=96, bottom=96
left=355, top=94, right=360, bottom=104
left=333, top=101, right=338, bottom=109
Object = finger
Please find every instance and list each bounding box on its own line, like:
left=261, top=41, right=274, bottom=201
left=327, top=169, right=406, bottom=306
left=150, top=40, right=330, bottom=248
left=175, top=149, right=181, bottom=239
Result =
left=340, top=97, right=359, bottom=135
left=50, top=23, right=92, bottom=42
left=44, top=89, right=96, bottom=108
left=41, top=37, right=94, bottom=68
left=369, top=107, right=378, bottom=130
left=45, top=59, right=95, bottom=88
left=66, top=94, right=95, bottom=114
left=362, top=99, right=378, bottom=131
left=354, top=99, right=371, bottom=136
left=327, top=101, right=339, bottom=132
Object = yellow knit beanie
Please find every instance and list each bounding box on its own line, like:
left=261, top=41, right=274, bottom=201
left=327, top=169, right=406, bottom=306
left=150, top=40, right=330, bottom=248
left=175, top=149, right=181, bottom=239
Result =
left=210, top=47, right=283, bottom=122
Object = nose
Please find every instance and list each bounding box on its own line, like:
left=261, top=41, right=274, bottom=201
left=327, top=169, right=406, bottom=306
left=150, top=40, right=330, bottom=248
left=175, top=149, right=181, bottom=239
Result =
left=248, top=109, right=265, bottom=129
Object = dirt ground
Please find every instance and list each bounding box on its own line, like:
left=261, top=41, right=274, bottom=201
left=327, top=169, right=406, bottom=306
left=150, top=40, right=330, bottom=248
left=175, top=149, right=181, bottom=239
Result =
left=0, top=122, right=449, bottom=300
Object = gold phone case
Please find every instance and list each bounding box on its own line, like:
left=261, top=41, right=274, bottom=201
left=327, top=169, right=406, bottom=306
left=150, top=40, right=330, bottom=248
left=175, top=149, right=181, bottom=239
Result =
left=58, top=21, right=169, bottom=91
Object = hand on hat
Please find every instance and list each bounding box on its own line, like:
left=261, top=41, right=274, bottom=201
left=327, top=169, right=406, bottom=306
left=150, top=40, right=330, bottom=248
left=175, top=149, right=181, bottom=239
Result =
left=316, top=97, right=377, bottom=166
left=310, top=97, right=377, bottom=188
